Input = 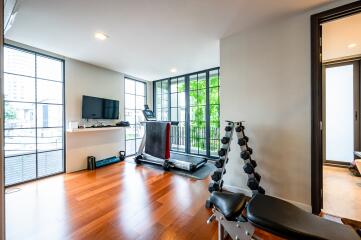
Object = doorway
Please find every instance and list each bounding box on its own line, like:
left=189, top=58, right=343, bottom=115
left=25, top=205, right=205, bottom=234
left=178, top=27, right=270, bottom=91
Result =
left=311, top=1, right=361, bottom=215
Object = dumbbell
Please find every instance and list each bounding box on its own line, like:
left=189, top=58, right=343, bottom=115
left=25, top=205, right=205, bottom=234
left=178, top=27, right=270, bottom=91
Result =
left=238, top=136, right=249, bottom=146
left=211, top=169, right=226, bottom=181
left=243, top=162, right=254, bottom=174
left=247, top=147, right=253, bottom=155
left=225, top=125, right=232, bottom=132
left=258, top=186, right=265, bottom=194
left=215, top=159, right=225, bottom=168
left=211, top=170, right=222, bottom=181
left=250, top=159, right=257, bottom=168
left=254, top=172, right=261, bottom=182
left=235, top=125, right=245, bottom=132
left=247, top=177, right=259, bottom=191
left=208, top=180, right=223, bottom=193
left=241, top=150, right=251, bottom=160
left=221, top=137, right=230, bottom=144
left=218, top=148, right=227, bottom=157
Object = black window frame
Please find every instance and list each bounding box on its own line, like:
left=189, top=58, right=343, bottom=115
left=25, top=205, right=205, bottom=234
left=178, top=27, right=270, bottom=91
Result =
left=3, top=44, right=66, bottom=187
left=153, top=67, right=220, bottom=158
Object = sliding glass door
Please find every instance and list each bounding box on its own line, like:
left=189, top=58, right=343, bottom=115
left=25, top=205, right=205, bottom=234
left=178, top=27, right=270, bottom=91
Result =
left=124, top=78, right=147, bottom=156
left=4, top=45, right=65, bottom=186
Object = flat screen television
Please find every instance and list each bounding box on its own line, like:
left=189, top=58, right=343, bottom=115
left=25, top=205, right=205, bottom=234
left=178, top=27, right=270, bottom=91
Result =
left=82, top=95, right=119, bottom=119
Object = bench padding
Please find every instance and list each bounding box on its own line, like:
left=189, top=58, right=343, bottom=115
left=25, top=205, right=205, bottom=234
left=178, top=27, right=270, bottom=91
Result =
left=246, top=194, right=360, bottom=240
left=210, top=192, right=247, bottom=220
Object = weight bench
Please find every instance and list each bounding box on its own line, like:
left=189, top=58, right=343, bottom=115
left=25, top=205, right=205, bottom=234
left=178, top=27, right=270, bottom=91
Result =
left=207, top=192, right=361, bottom=240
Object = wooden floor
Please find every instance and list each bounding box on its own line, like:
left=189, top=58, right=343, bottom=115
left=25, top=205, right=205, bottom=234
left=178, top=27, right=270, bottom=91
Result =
left=5, top=161, right=281, bottom=240
left=323, top=165, right=361, bottom=221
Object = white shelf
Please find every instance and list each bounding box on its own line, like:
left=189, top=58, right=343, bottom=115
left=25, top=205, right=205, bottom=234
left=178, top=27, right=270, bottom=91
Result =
left=66, top=127, right=125, bottom=133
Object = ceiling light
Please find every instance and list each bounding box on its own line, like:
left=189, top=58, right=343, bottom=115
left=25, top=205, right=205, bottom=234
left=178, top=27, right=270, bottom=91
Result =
left=348, top=43, right=357, bottom=49
left=94, top=32, right=108, bottom=40
left=170, top=68, right=177, bottom=73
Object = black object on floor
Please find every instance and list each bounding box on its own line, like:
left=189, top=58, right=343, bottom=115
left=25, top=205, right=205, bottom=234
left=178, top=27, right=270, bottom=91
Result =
left=126, top=157, right=216, bottom=180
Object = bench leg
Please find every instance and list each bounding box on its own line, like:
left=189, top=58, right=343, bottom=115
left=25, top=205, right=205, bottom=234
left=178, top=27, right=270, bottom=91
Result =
left=218, top=221, right=224, bottom=240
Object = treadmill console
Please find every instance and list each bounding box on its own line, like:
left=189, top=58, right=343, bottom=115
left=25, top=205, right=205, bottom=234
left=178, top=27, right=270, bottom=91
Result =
left=142, top=105, right=157, bottom=121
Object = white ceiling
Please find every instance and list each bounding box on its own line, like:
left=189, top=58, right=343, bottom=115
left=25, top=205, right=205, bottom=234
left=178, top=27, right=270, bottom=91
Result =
left=323, top=13, right=361, bottom=61
left=6, top=0, right=331, bottom=80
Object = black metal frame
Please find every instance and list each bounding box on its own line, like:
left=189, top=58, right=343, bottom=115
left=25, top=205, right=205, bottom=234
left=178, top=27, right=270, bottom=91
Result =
left=3, top=44, right=66, bottom=187
left=311, top=1, right=361, bottom=214
left=153, top=67, right=220, bottom=158
left=124, top=77, right=147, bottom=156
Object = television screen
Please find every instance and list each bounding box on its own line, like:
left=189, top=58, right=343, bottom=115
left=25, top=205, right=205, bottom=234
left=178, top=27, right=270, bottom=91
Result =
left=82, top=95, right=119, bottom=119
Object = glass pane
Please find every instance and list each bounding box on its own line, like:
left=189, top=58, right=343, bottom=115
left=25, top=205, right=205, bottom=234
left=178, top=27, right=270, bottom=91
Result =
left=178, top=77, right=185, bottom=92
left=5, top=154, right=36, bottom=186
left=135, top=110, right=144, bottom=124
left=189, top=75, right=197, bottom=90
left=4, top=102, right=35, bottom=129
left=37, top=104, right=63, bottom=127
left=4, top=74, right=35, bottom=102
left=126, top=125, right=136, bottom=140
left=326, top=64, right=354, bottom=162
left=162, top=80, right=169, bottom=94
left=170, top=93, right=177, bottom=107
left=170, top=78, right=177, bottom=93
left=210, top=87, right=219, bottom=105
left=125, top=94, right=135, bottom=109
left=135, top=124, right=144, bottom=138
left=178, top=92, right=185, bottom=107
left=155, top=82, right=162, bottom=95
left=4, top=47, right=35, bottom=77
left=210, top=70, right=219, bottom=87
left=210, top=139, right=220, bottom=156
left=4, top=129, right=36, bottom=157
left=37, top=128, right=63, bottom=152
left=156, top=95, right=162, bottom=108
left=210, top=105, right=220, bottom=123
left=135, top=96, right=145, bottom=110
left=199, top=139, right=207, bottom=155
left=37, top=80, right=63, bottom=104
left=125, top=79, right=135, bottom=94
left=162, top=94, right=168, bottom=108
left=156, top=108, right=162, bottom=120
left=171, top=108, right=178, bottom=121
left=198, top=89, right=206, bottom=105
left=36, top=56, right=63, bottom=81
left=125, top=109, right=135, bottom=124
left=189, top=91, right=197, bottom=106
left=38, top=150, right=63, bottom=177
left=178, top=108, right=186, bottom=122
left=162, top=108, right=169, bottom=121
left=198, top=73, right=206, bottom=89
left=135, top=81, right=145, bottom=96
left=136, top=139, right=142, bottom=151
left=126, top=140, right=136, bottom=156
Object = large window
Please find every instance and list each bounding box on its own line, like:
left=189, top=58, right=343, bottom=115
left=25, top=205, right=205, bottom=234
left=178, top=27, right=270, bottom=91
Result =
left=154, top=68, right=220, bottom=157
left=124, top=78, right=147, bottom=156
left=4, top=45, right=65, bottom=186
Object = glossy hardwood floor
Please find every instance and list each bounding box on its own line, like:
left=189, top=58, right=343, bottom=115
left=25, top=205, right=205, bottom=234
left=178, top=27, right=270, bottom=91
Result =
left=5, top=161, right=282, bottom=240
left=323, top=165, right=361, bottom=221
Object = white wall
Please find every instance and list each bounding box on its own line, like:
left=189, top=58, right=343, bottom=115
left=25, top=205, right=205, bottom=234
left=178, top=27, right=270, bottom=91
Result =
left=65, top=59, right=126, bottom=172
left=220, top=0, right=355, bottom=208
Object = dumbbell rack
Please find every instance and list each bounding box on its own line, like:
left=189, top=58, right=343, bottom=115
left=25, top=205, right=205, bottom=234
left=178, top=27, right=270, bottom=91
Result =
left=208, top=121, right=235, bottom=193
left=235, top=122, right=265, bottom=195
left=206, top=121, right=264, bottom=208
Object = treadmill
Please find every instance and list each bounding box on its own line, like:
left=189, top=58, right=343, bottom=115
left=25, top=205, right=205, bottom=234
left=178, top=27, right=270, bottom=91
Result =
left=135, top=105, right=207, bottom=171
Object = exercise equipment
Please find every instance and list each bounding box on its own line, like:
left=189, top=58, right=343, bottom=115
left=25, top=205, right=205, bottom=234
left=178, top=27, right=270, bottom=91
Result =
left=134, top=105, right=207, bottom=172
left=207, top=192, right=360, bottom=240
left=206, top=121, right=360, bottom=240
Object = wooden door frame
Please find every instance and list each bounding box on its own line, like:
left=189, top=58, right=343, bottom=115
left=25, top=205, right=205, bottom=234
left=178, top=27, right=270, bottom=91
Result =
left=311, top=1, right=361, bottom=214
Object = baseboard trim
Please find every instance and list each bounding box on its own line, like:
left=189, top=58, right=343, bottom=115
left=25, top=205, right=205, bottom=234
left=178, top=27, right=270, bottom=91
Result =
left=223, top=184, right=312, bottom=212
